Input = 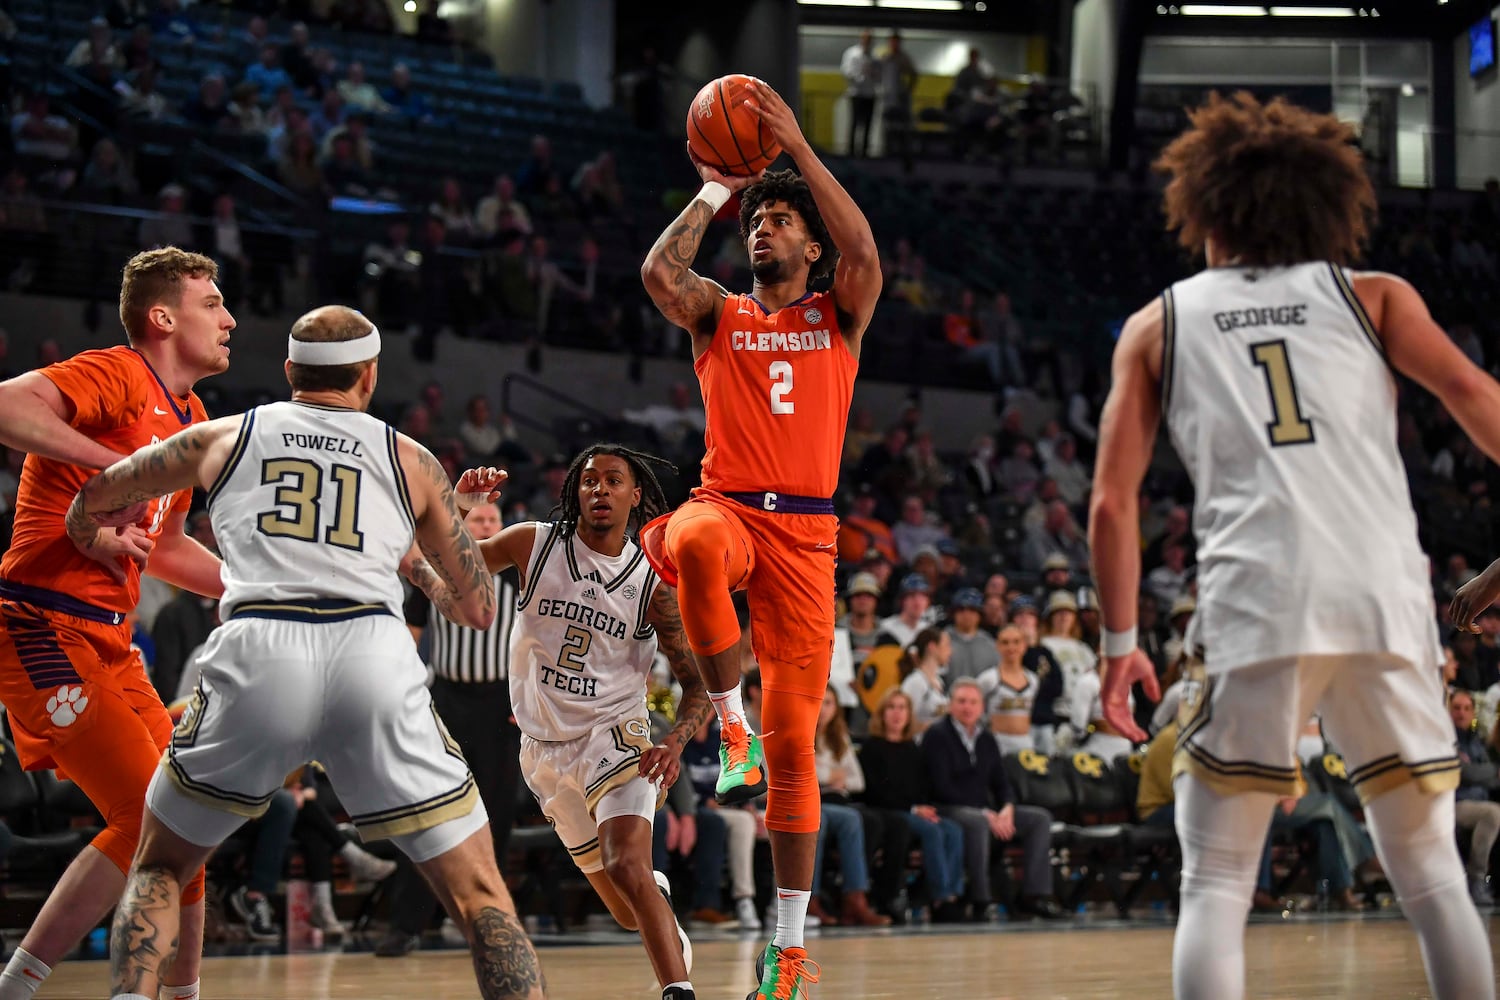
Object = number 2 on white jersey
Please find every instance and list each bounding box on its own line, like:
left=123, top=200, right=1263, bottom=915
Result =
left=769, top=361, right=794, bottom=415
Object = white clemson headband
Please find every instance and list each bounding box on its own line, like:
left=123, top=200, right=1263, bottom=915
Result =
left=287, top=326, right=381, bottom=365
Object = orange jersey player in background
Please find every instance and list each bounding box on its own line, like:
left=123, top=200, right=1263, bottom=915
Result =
left=640, top=79, right=880, bottom=1000
left=0, top=248, right=233, bottom=1000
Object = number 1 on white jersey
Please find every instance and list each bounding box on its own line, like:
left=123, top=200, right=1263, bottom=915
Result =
left=769, top=361, right=794, bottom=414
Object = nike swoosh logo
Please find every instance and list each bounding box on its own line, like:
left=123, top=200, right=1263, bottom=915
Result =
left=814, top=542, right=835, bottom=550
left=153, top=406, right=169, bottom=415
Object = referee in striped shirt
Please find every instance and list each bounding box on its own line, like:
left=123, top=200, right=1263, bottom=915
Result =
left=376, top=500, right=522, bottom=957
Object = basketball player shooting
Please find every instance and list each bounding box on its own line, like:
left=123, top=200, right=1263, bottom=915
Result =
left=639, top=78, right=880, bottom=999
left=1088, top=92, right=1498, bottom=1000
left=453, top=447, right=713, bottom=1000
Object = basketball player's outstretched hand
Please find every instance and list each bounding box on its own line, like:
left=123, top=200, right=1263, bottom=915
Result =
left=454, top=466, right=507, bottom=513
left=742, top=80, right=808, bottom=157
left=1100, top=649, right=1158, bottom=744
left=1450, top=563, right=1500, bottom=633
left=685, top=142, right=763, bottom=190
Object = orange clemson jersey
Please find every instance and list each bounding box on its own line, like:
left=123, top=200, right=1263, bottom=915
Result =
left=696, top=291, right=857, bottom=499
left=0, top=347, right=209, bottom=615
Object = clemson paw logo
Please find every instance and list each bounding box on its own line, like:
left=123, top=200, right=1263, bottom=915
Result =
left=45, top=686, right=88, bottom=727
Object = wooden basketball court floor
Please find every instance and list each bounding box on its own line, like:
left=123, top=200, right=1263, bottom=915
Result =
left=33, top=912, right=1500, bottom=998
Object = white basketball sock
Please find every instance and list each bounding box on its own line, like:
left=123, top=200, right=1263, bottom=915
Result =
left=161, top=979, right=200, bottom=1000
left=0, top=947, right=50, bottom=999
left=1172, top=775, right=1277, bottom=1000
left=771, top=887, right=809, bottom=950
left=709, top=689, right=748, bottom=730
left=1365, top=784, right=1496, bottom=1000
left=109, top=995, right=152, bottom=1000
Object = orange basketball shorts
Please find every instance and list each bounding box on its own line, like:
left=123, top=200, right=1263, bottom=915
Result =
left=0, top=598, right=205, bottom=902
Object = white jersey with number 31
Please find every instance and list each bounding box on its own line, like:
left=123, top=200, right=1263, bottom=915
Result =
left=1161, top=262, right=1440, bottom=675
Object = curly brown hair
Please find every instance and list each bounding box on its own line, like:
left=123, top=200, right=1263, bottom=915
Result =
left=1154, top=91, right=1375, bottom=267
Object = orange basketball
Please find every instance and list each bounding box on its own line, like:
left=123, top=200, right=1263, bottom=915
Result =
left=685, top=74, right=781, bottom=177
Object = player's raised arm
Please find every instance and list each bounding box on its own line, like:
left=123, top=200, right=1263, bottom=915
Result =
left=1087, top=300, right=1166, bottom=741
left=1358, top=272, right=1500, bottom=465
left=640, top=150, right=755, bottom=340
left=451, top=465, right=538, bottom=577
left=746, top=80, right=881, bottom=340
left=396, top=437, right=496, bottom=631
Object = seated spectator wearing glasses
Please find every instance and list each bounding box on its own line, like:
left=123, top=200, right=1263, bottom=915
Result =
left=858, top=689, right=965, bottom=922
left=977, top=624, right=1039, bottom=755
left=1451, top=689, right=1500, bottom=906
left=923, top=679, right=1064, bottom=921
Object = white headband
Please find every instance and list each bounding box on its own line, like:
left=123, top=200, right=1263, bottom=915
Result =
left=287, top=327, right=381, bottom=365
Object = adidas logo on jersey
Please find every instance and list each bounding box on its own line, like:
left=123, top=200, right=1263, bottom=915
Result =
left=583, top=570, right=604, bottom=584
left=582, top=586, right=599, bottom=601
left=597, top=757, right=609, bottom=770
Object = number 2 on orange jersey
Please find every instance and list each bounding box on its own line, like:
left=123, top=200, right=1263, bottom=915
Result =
left=769, top=361, right=794, bottom=415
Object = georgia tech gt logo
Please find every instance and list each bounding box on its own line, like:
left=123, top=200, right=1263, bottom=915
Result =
left=623, top=718, right=650, bottom=740
left=1018, top=749, right=1050, bottom=775
left=1072, top=753, right=1104, bottom=780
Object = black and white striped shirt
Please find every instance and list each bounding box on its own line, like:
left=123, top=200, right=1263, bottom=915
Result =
left=404, top=571, right=518, bottom=683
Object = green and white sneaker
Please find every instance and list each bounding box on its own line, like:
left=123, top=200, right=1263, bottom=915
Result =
left=748, top=942, right=820, bottom=1000
left=715, top=718, right=767, bottom=805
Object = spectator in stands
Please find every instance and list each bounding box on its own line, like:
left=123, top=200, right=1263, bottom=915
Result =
left=138, top=182, right=193, bottom=250
left=11, top=93, right=78, bottom=167
left=840, top=29, right=878, bottom=158
left=277, top=131, right=326, bottom=199
left=321, top=133, right=371, bottom=196
left=977, top=291, right=1026, bottom=388
left=116, top=62, right=171, bottom=120
left=309, top=88, right=347, bottom=139
left=980, top=593, right=1007, bottom=636
left=148, top=0, right=207, bottom=42
left=244, top=44, right=293, bottom=102
left=977, top=624, right=1038, bottom=755
left=878, top=573, right=935, bottom=648
left=337, top=61, right=390, bottom=114
left=898, top=627, right=951, bottom=735
left=0, top=172, right=47, bottom=289
left=523, top=234, right=593, bottom=340
left=904, top=430, right=948, bottom=500
left=414, top=215, right=481, bottom=356
left=281, top=22, right=316, bottom=92
left=888, top=253, right=931, bottom=310
left=79, top=138, right=138, bottom=204
left=946, top=588, right=999, bottom=682
left=150, top=584, right=215, bottom=702
left=67, top=17, right=125, bottom=69
left=237, top=15, right=271, bottom=56
left=516, top=133, right=559, bottom=200
left=838, top=485, right=897, bottom=566
left=203, top=193, right=249, bottom=308
left=428, top=176, right=476, bottom=243
left=1044, top=434, right=1089, bottom=508
left=182, top=72, right=230, bottom=129
left=455, top=394, right=512, bottom=461
left=474, top=173, right=531, bottom=243
left=997, top=439, right=1042, bottom=506
left=813, top=687, right=894, bottom=926
left=322, top=112, right=375, bottom=170
left=844, top=406, right=881, bottom=470
left=265, top=88, right=303, bottom=148
left=1452, top=688, right=1500, bottom=906
left=1022, top=500, right=1088, bottom=573
left=362, top=218, right=420, bottom=326
left=858, top=688, right=965, bottom=919
left=924, top=678, right=1064, bottom=920
left=382, top=63, right=433, bottom=124
left=620, top=381, right=704, bottom=456
left=1144, top=503, right=1192, bottom=572
left=892, top=495, right=948, bottom=563
left=855, top=425, right=912, bottom=514
left=121, top=22, right=154, bottom=70
left=580, top=151, right=626, bottom=217
left=227, top=789, right=296, bottom=940
left=879, top=30, right=916, bottom=167
left=841, top=572, right=885, bottom=670
left=948, top=47, right=988, bottom=115
left=227, top=82, right=268, bottom=135
left=1145, top=539, right=1190, bottom=611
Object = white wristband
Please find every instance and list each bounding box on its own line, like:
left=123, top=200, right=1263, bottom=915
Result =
left=1102, top=626, right=1138, bottom=658
left=694, top=181, right=731, bottom=213
left=455, top=491, right=491, bottom=514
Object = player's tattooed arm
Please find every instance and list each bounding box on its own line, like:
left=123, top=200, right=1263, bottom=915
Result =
left=640, top=199, right=726, bottom=336
left=66, top=422, right=220, bottom=554
left=411, top=444, right=497, bottom=630
left=648, top=585, right=714, bottom=750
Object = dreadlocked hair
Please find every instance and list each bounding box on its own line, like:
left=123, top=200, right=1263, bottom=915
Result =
left=1154, top=91, right=1375, bottom=268
left=739, top=168, right=839, bottom=286
left=550, top=443, right=675, bottom=537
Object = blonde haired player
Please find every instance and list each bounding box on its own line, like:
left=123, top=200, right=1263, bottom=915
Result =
left=1090, top=92, right=1497, bottom=1000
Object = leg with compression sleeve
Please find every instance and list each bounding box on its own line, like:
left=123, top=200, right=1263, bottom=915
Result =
left=1364, top=785, right=1495, bottom=1000
left=1172, top=774, right=1278, bottom=1000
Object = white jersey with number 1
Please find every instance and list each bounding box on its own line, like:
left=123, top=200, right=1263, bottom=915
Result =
left=1162, top=261, right=1440, bottom=675
left=508, top=522, right=660, bottom=741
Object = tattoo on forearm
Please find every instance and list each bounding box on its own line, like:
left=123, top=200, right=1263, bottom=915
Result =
left=470, top=906, right=545, bottom=999
left=65, top=494, right=102, bottom=550
left=652, top=588, right=713, bottom=744
left=417, top=448, right=496, bottom=625
left=110, top=864, right=180, bottom=997
left=407, top=554, right=462, bottom=623
left=645, top=201, right=719, bottom=332
left=85, top=426, right=210, bottom=515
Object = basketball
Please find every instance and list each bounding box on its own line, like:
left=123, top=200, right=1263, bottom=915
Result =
left=685, top=74, right=781, bottom=177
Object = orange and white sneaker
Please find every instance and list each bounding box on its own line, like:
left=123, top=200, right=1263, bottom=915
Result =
left=750, top=943, right=820, bottom=1000
left=715, top=718, right=767, bottom=805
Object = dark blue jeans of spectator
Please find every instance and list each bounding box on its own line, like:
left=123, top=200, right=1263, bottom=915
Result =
left=902, top=812, right=965, bottom=902
left=247, top=788, right=297, bottom=897
left=1259, top=812, right=1351, bottom=893
left=1143, top=803, right=1175, bottom=829
left=651, top=806, right=730, bottom=911
left=813, top=802, right=870, bottom=895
